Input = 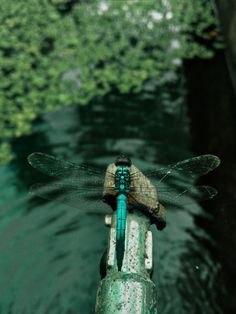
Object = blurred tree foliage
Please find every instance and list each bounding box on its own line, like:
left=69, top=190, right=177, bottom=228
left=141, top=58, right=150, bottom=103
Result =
left=0, top=0, right=223, bottom=163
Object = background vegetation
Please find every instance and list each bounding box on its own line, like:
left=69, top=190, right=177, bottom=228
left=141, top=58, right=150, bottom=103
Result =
left=0, top=0, right=223, bottom=163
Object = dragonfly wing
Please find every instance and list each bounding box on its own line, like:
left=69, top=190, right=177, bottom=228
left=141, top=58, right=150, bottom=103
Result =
left=136, top=154, right=220, bottom=184
left=29, top=182, right=112, bottom=214
left=131, top=185, right=217, bottom=208
left=28, top=152, right=105, bottom=185
left=158, top=185, right=218, bottom=206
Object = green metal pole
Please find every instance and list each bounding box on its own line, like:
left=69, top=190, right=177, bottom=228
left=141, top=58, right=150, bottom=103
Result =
left=95, top=210, right=158, bottom=314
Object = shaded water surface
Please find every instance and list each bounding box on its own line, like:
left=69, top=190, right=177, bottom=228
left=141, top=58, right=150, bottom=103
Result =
left=0, top=77, right=229, bottom=313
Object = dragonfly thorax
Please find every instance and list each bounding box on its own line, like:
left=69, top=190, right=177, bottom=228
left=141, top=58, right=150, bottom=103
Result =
left=115, top=166, right=131, bottom=193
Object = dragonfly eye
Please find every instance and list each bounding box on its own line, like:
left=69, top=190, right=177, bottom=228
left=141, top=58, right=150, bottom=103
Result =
left=115, top=154, right=132, bottom=167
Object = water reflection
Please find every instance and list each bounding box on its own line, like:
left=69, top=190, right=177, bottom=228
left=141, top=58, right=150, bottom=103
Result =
left=0, top=77, right=226, bottom=313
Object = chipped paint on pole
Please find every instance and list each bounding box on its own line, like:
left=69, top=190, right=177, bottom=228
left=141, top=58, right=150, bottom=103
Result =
left=95, top=162, right=165, bottom=314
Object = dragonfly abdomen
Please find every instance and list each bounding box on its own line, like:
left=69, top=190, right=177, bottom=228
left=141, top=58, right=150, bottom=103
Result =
left=116, top=193, right=127, bottom=240
left=116, top=193, right=127, bottom=271
left=114, top=164, right=130, bottom=271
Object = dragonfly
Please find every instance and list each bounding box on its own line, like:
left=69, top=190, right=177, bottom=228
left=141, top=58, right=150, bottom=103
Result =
left=27, top=152, right=220, bottom=271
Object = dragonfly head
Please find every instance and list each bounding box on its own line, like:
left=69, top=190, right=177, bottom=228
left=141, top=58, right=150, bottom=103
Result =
left=115, top=154, right=132, bottom=167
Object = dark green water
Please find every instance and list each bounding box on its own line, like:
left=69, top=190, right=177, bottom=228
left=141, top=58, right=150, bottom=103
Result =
left=0, top=75, right=228, bottom=313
